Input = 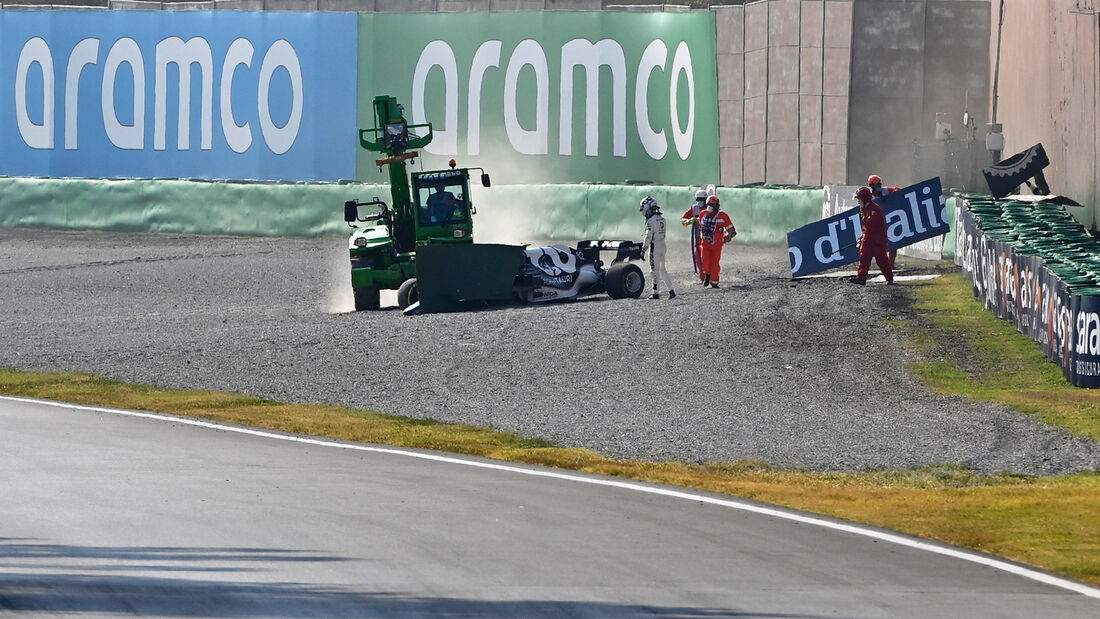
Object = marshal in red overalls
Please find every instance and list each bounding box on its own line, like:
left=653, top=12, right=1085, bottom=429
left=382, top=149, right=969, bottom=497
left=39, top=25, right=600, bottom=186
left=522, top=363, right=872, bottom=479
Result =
left=697, top=196, right=736, bottom=288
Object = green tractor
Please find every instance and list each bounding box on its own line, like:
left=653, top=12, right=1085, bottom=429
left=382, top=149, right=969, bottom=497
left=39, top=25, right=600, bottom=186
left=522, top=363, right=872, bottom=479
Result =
left=343, top=95, right=490, bottom=310
left=345, top=95, right=645, bottom=314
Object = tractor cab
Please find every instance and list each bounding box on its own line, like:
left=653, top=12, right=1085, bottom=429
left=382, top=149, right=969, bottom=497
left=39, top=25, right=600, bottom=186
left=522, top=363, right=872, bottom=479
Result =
left=411, top=166, right=489, bottom=244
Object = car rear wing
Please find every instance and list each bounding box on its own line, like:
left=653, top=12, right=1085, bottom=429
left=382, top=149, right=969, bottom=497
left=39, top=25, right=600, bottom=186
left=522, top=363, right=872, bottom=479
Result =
left=575, top=240, right=644, bottom=265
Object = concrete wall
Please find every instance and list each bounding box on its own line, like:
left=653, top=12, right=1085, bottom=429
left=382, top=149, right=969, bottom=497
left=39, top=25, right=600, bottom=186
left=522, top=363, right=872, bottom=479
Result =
left=715, top=0, right=853, bottom=186
left=993, top=0, right=1098, bottom=228
left=848, top=0, right=991, bottom=192
left=715, top=0, right=992, bottom=191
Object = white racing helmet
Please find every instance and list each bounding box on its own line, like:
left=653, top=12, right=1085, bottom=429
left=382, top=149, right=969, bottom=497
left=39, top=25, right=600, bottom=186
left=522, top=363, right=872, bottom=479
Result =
left=639, top=196, right=661, bottom=218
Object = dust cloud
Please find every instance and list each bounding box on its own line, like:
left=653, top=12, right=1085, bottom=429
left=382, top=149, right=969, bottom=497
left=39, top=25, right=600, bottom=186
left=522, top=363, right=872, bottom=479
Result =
left=324, top=241, right=398, bottom=314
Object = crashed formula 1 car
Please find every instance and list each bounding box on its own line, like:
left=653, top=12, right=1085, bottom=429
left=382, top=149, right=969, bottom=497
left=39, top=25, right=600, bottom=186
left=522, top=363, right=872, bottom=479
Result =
left=405, top=239, right=646, bottom=314
left=514, top=240, right=646, bottom=304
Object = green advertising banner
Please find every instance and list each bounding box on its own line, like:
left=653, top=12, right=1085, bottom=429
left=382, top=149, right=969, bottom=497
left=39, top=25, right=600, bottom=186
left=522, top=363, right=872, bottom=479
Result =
left=357, top=11, right=719, bottom=186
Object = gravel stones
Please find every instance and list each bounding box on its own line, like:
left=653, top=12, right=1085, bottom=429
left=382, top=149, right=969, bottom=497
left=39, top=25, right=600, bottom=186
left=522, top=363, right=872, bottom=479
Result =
left=2, top=228, right=1099, bottom=475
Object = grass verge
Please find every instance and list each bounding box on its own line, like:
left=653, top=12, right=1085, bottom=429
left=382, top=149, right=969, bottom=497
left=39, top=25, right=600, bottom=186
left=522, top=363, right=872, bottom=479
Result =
left=904, top=273, right=1100, bottom=441
left=2, top=271, right=1099, bottom=586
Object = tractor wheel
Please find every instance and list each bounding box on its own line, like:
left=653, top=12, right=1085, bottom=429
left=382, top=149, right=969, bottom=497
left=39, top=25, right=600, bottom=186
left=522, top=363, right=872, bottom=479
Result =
left=605, top=263, right=645, bottom=299
left=353, top=286, right=380, bottom=311
left=397, top=278, right=419, bottom=310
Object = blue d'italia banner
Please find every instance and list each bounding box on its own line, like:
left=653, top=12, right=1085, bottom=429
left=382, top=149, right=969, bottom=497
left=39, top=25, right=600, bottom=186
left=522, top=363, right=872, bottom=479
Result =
left=787, top=177, right=949, bottom=277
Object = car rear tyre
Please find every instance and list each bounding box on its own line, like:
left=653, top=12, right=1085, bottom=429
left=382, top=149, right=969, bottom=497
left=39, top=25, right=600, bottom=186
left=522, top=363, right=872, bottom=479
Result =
left=605, top=263, right=645, bottom=299
left=397, top=278, right=419, bottom=310
left=353, top=286, right=380, bottom=311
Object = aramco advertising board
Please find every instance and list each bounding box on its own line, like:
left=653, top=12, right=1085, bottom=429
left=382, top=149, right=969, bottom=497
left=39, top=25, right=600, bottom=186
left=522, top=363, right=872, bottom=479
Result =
left=0, top=11, right=358, bottom=182
left=356, top=11, right=719, bottom=186
left=0, top=11, right=717, bottom=186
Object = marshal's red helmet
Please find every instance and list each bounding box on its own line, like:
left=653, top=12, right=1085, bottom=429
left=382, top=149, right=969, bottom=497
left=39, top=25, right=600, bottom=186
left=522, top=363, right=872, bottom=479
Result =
left=855, top=187, right=873, bottom=202
left=706, top=195, right=720, bottom=207
left=867, top=174, right=882, bottom=186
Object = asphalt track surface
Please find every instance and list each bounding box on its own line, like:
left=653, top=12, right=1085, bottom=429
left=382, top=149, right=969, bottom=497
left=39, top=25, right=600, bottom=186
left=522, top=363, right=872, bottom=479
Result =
left=3, top=396, right=1099, bottom=617
left=2, top=228, right=1100, bottom=475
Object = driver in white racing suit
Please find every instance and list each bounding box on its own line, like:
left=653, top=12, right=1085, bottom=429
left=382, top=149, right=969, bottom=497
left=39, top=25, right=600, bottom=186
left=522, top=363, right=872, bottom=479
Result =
left=640, top=196, right=676, bottom=300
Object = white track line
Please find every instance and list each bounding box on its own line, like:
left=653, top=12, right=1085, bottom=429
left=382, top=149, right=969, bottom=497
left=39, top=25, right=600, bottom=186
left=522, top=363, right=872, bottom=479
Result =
left=4, top=393, right=1099, bottom=600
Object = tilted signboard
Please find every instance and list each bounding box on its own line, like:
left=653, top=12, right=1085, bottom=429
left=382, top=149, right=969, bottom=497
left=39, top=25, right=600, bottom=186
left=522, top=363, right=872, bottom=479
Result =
left=356, top=11, right=719, bottom=186
left=787, top=177, right=949, bottom=278
left=0, top=11, right=357, bottom=181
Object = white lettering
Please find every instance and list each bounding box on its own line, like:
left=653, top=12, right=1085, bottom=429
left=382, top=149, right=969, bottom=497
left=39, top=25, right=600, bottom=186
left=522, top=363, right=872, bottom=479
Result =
left=257, top=39, right=302, bottom=155
left=467, top=41, right=502, bottom=156
left=221, top=38, right=253, bottom=154
left=504, top=40, right=549, bottom=155
left=1075, top=360, right=1100, bottom=376
left=406, top=37, right=697, bottom=161
left=922, top=186, right=941, bottom=227
left=885, top=208, right=913, bottom=242
left=412, top=40, right=458, bottom=155
left=155, top=37, right=213, bottom=151
left=1019, top=267, right=1032, bottom=315
left=102, top=38, right=145, bottom=150
left=635, top=39, right=667, bottom=160
left=813, top=221, right=845, bottom=264
left=669, top=41, right=694, bottom=160
left=65, top=38, right=99, bottom=150
left=847, top=213, right=862, bottom=241
left=961, top=232, right=975, bottom=276
left=788, top=246, right=803, bottom=274
left=1084, top=312, right=1100, bottom=355
left=17, top=37, right=54, bottom=149
left=1077, top=312, right=1090, bottom=355
left=983, top=244, right=998, bottom=308
left=904, top=191, right=928, bottom=234
left=18, top=35, right=302, bottom=155
left=1059, top=305, right=1073, bottom=358
left=559, top=39, right=626, bottom=157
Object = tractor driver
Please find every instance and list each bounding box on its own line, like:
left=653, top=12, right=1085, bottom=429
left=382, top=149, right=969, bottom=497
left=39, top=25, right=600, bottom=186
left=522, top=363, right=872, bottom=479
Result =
left=426, top=186, right=462, bottom=224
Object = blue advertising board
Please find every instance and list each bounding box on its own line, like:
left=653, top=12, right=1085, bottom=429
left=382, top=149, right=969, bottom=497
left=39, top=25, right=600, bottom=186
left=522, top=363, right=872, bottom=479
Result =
left=955, top=198, right=1100, bottom=387
left=0, top=11, right=357, bottom=181
left=788, top=177, right=949, bottom=277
